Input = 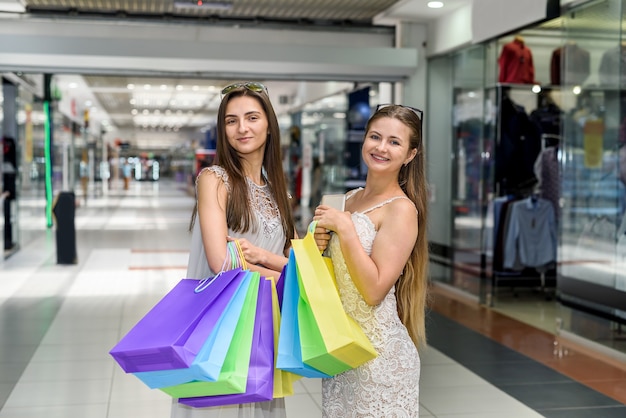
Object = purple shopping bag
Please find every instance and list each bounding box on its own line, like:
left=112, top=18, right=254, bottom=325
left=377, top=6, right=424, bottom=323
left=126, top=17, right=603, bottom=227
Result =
left=275, top=264, right=286, bottom=309
left=178, top=276, right=275, bottom=407
left=110, top=268, right=246, bottom=373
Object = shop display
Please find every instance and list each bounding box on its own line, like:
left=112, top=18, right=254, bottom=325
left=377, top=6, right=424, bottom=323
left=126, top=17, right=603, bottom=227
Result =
left=550, top=42, right=590, bottom=86
left=498, top=35, right=536, bottom=84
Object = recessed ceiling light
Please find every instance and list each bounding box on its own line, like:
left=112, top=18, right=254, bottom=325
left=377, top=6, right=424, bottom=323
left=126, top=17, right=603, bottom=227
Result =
left=428, top=1, right=444, bottom=8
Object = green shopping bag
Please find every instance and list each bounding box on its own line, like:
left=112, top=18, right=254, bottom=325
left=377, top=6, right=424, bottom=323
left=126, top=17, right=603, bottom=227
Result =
left=160, top=272, right=261, bottom=398
left=296, top=262, right=352, bottom=375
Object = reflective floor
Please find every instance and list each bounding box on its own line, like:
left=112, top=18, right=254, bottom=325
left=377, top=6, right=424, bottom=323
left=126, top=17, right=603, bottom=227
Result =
left=1, top=179, right=625, bottom=417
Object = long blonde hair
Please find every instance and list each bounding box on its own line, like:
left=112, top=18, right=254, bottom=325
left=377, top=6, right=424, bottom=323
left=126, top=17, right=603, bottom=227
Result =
left=366, top=105, right=429, bottom=348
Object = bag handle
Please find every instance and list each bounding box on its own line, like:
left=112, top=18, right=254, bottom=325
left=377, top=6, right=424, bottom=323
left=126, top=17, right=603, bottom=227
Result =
left=307, top=221, right=318, bottom=235
left=195, top=240, right=247, bottom=293
left=307, top=221, right=327, bottom=255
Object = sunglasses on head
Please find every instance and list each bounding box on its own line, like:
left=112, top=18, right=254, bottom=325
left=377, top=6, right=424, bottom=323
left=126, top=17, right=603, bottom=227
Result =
left=376, top=103, right=423, bottom=122
left=221, top=82, right=268, bottom=98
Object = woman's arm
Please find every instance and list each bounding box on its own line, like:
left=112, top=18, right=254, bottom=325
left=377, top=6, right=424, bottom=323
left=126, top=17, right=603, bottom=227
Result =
left=314, top=200, right=417, bottom=305
left=229, top=236, right=288, bottom=276
left=245, top=263, right=283, bottom=280
left=196, top=170, right=232, bottom=274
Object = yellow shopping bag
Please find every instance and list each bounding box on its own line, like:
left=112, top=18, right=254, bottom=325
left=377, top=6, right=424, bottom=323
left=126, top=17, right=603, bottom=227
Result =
left=290, top=222, right=377, bottom=373
left=269, top=276, right=301, bottom=397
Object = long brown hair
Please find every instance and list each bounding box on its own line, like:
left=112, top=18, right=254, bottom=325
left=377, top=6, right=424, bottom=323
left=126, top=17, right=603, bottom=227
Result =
left=190, top=85, right=295, bottom=250
left=366, top=104, right=429, bottom=348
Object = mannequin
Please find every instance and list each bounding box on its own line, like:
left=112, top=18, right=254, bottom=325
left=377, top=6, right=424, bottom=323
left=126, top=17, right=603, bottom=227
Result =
left=498, top=35, right=535, bottom=84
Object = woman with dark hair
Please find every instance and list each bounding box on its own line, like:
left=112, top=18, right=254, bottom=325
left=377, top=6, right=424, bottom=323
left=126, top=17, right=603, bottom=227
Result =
left=174, top=82, right=295, bottom=418
left=313, top=104, right=429, bottom=417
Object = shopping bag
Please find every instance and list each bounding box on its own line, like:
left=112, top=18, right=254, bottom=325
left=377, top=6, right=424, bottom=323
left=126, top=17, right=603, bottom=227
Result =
left=276, top=250, right=331, bottom=378
left=133, top=270, right=254, bottom=388
left=160, top=272, right=261, bottom=398
left=269, top=276, right=301, bottom=397
left=275, top=264, right=286, bottom=309
left=292, top=222, right=377, bottom=373
left=178, top=276, right=275, bottom=407
left=109, top=268, right=246, bottom=373
left=296, top=265, right=352, bottom=376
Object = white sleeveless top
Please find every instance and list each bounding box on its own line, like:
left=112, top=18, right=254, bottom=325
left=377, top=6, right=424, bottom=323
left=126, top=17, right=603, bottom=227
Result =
left=186, top=166, right=286, bottom=280
left=322, top=188, right=420, bottom=418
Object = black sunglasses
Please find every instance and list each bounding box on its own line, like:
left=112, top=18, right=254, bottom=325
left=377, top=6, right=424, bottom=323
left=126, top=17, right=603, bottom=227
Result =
left=221, top=82, right=268, bottom=98
left=376, top=103, right=423, bottom=122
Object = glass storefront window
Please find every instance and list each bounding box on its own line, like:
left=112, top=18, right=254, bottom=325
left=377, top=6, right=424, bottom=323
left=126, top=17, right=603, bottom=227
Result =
left=557, top=0, right=626, bottom=353
left=450, top=45, right=488, bottom=300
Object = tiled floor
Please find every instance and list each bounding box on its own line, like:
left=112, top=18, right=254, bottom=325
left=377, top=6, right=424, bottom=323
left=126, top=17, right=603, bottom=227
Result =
left=0, top=179, right=624, bottom=417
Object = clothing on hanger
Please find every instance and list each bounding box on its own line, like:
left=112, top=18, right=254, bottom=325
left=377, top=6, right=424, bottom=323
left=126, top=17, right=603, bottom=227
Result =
left=503, top=196, right=557, bottom=271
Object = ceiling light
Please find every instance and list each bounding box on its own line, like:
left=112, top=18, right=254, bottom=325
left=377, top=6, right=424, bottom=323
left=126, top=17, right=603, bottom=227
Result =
left=174, top=1, right=234, bottom=10
left=427, top=1, right=444, bottom=8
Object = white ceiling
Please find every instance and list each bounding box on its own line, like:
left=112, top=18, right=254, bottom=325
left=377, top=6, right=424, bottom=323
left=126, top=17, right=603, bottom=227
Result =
left=2, top=0, right=473, bottom=151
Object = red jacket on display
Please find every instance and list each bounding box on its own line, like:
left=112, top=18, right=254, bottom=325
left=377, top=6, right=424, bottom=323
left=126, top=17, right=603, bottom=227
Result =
left=498, top=37, right=535, bottom=84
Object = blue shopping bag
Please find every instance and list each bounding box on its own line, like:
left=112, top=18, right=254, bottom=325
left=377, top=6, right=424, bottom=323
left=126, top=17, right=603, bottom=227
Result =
left=276, top=250, right=331, bottom=378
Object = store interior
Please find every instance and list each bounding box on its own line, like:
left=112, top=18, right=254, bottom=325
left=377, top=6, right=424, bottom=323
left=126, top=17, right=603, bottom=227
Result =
left=429, top=0, right=626, bottom=358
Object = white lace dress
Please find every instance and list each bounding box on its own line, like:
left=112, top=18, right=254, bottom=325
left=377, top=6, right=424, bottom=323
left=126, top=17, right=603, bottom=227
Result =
left=322, top=192, right=420, bottom=418
left=172, top=165, right=287, bottom=418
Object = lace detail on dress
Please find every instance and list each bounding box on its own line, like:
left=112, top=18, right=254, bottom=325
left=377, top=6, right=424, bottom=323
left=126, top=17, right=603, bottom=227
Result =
left=247, top=178, right=281, bottom=237
left=322, top=192, right=420, bottom=418
left=198, top=166, right=231, bottom=192
left=199, top=166, right=281, bottom=237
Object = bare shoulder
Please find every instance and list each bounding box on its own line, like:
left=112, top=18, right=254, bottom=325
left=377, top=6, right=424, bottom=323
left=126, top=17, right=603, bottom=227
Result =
left=390, top=196, right=417, bottom=216
left=381, top=197, right=417, bottom=227
left=197, top=166, right=227, bottom=187
left=196, top=167, right=230, bottom=200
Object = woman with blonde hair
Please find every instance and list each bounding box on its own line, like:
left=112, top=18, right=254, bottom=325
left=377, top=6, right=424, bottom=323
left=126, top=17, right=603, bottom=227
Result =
left=313, top=104, right=429, bottom=417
